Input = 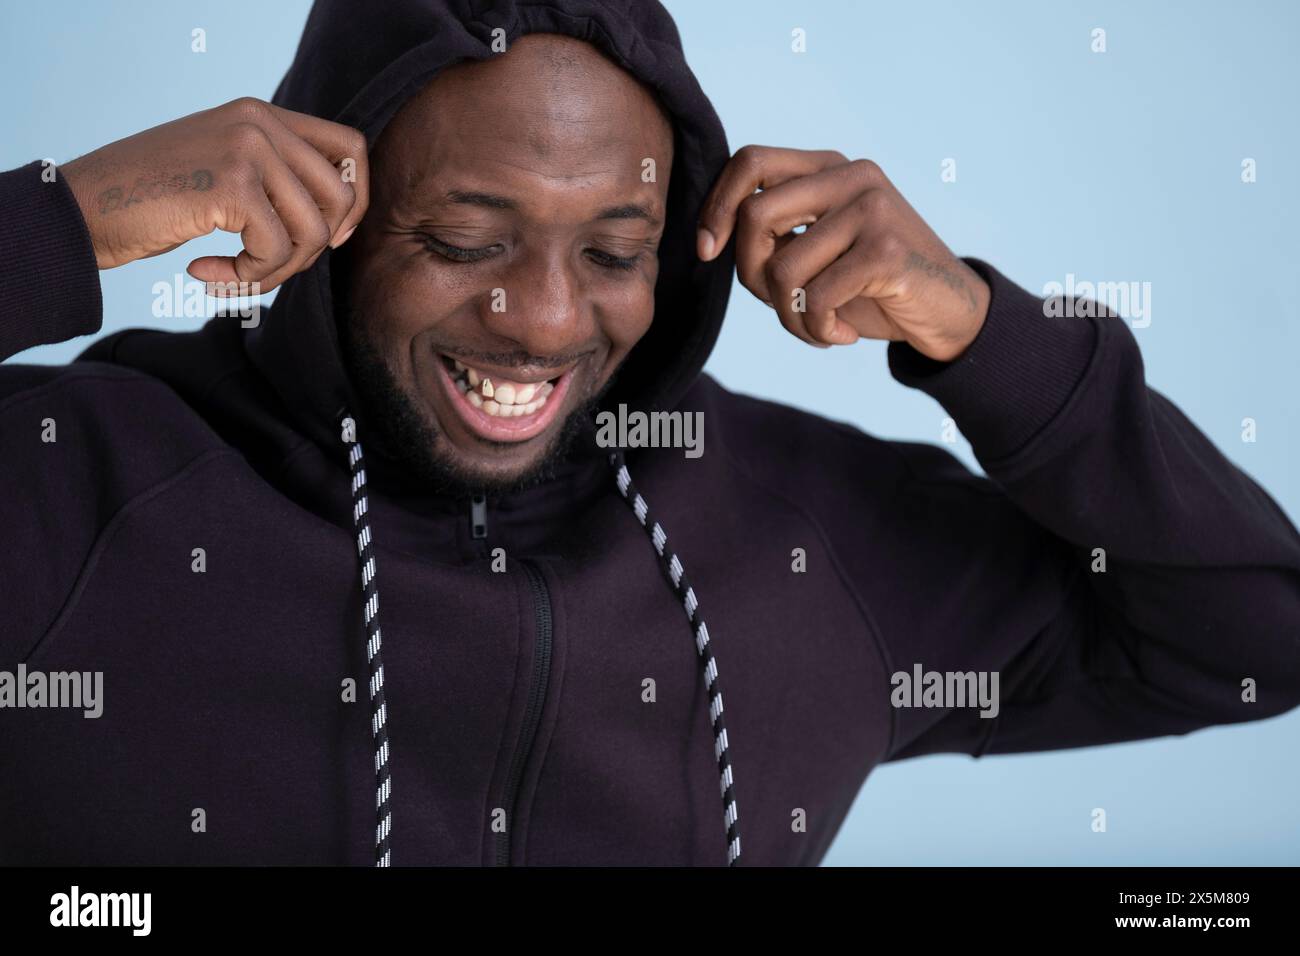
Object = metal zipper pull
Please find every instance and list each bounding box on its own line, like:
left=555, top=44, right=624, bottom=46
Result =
left=470, top=492, right=488, bottom=540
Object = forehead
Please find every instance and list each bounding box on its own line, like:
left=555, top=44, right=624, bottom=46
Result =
left=377, top=35, right=674, bottom=191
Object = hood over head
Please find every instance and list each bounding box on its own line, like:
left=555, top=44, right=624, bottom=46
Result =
left=249, top=0, right=736, bottom=465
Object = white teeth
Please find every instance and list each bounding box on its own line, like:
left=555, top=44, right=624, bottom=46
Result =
left=452, top=360, right=559, bottom=418
left=471, top=392, right=551, bottom=418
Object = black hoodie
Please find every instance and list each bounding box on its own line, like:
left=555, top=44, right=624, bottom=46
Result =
left=1, top=0, right=1298, bottom=866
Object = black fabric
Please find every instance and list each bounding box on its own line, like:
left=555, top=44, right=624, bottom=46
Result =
left=1, top=0, right=1298, bottom=866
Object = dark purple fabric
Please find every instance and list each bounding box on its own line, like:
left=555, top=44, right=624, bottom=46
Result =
left=1, top=0, right=1298, bottom=866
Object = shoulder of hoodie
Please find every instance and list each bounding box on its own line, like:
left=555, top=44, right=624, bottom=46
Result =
left=0, top=321, right=264, bottom=501
left=677, top=371, right=1047, bottom=574
left=681, top=371, right=1007, bottom=510
left=0, top=322, right=281, bottom=660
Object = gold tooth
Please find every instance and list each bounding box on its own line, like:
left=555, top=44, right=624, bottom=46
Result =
left=481, top=378, right=494, bottom=399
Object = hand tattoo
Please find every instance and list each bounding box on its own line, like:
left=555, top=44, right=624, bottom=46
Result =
left=96, top=169, right=214, bottom=215
left=904, top=250, right=979, bottom=316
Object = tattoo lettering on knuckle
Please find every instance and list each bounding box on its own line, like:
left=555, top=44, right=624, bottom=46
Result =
left=94, top=169, right=215, bottom=216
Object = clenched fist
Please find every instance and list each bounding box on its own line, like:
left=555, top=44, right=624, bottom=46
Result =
left=698, top=146, right=990, bottom=362
left=61, top=97, right=369, bottom=293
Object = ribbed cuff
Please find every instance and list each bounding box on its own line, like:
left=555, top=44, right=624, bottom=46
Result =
left=887, top=257, right=1098, bottom=462
left=0, top=161, right=103, bottom=360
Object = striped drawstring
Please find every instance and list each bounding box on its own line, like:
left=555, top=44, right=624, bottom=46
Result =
left=342, top=415, right=393, bottom=867
left=610, top=450, right=741, bottom=867
left=337, top=417, right=738, bottom=867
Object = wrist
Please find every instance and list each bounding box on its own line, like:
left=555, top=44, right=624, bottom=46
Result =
left=915, top=269, right=991, bottom=362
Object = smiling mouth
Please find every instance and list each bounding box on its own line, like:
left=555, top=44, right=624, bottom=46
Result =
left=445, top=356, right=557, bottom=415
left=436, top=353, right=573, bottom=443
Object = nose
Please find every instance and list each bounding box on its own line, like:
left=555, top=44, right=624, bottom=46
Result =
left=477, top=245, right=590, bottom=359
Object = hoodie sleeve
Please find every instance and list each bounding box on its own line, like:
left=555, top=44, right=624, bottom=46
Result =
left=879, top=257, right=1300, bottom=761
left=0, top=161, right=103, bottom=363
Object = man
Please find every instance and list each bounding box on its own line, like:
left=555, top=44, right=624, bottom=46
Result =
left=1, top=0, right=1296, bottom=867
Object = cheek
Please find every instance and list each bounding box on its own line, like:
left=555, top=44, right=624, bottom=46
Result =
left=597, top=272, right=658, bottom=357
left=351, top=248, right=477, bottom=357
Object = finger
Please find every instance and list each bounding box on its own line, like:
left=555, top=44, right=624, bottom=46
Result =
left=830, top=295, right=897, bottom=341
left=254, top=108, right=358, bottom=247
left=697, top=146, right=847, bottom=260
left=187, top=140, right=326, bottom=293
left=760, top=200, right=867, bottom=345
left=732, top=160, right=876, bottom=305
left=803, top=243, right=899, bottom=343
left=768, top=190, right=898, bottom=345
left=187, top=184, right=292, bottom=289
left=268, top=104, right=369, bottom=244
left=247, top=147, right=333, bottom=290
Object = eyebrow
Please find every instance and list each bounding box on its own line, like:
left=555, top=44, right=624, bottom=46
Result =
left=445, top=191, right=659, bottom=224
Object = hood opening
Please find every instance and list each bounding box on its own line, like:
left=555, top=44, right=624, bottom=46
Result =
left=250, top=0, right=736, bottom=463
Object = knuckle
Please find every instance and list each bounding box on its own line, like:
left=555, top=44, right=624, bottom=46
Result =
left=342, top=128, right=368, bottom=157
left=804, top=285, right=831, bottom=316
left=317, top=176, right=351, bottom=211
left=735, top=194, right=766, bottom=232
left=226, top=96, right=269, bottom=123
left=869, top=230, right=905, bottom=263
left=854, top=188, right=891, bottom=220
left=332, top=180, right=356, bottom=211
left=734, top=144, right=765, bottom=173
left=270, top=234, right=295, bottom=265
left=849, top=158, right=882, bottom=182
left=306, top=217, right=332, bottom=249
left=227, top=121, right=271, bottom=155
left=224, top=157, right=261, bottom=193
left=764, top=254, right=796, bottom=291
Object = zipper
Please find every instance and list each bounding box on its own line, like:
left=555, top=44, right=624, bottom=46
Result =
left=470, top=493, right=488, bottom=541
left=496, top=558, right=553, bottom=865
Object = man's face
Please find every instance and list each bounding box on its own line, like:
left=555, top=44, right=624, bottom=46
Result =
left=339, top=34, right=673, bottom=494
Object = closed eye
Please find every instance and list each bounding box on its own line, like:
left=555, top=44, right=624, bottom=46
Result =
left=586, top=248, right=641, bottom=271
left=424, top=234, right=642, bottom=272
left=423, top=235, right=500, bottom=263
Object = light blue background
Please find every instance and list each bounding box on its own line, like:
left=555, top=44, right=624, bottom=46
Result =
left=3, top=0, right=1296, bottom=865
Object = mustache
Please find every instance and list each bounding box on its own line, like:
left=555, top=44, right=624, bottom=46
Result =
left=437, top=346, right=592, bottom=370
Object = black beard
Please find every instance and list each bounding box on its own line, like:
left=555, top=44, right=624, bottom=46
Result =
left=334, top=295, right=609, bottom=500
